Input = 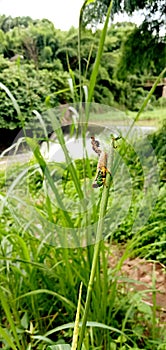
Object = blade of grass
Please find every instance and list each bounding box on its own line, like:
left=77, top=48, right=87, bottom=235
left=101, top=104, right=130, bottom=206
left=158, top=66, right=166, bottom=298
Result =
left=87, top=0, right=113, bottom=105
left=66, top=52, right=79, bottom=104
left=151, top=263, right=157, bottom=348
left=71, top=282, right=83, bottom=350
left=26, top=137, right=73, bottom=228
left=0, top=289, right=22, bottom=350
left=0, top=137, right=26, bottom=157
left=0, top=82, right=21, bottom=118
left=128, top=66, right=166, bottom=133
left=77, top=139, right=115, bottom=350
left=44, top=321, right=129, bottom=338
left=0, top=82, right=23, bottom=128
left=15, top=289, right=75, bottom=309
left=49, top=112, right=84, bottom=203
left=46, top=345, right=71, bottom=350
left=0, top=325, right=18, bottom=350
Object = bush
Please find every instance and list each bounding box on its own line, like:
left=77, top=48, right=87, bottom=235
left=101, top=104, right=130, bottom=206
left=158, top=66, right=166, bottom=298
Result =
left=0, top=60, right=71, bottom=129
left=113, top=122, right=166, bottom=263
left=154, top=96, right=166, bottom=108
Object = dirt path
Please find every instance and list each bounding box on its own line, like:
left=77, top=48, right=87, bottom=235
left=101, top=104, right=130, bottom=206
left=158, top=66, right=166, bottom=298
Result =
left=109, top=247, right=166, bottom=326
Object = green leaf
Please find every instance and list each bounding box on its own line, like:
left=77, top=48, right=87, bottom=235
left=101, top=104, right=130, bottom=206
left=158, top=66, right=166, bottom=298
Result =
left=86, top=0, right=96, bottom=5
left=20, top=311, right=29, bottom=329
left=115, top=335, right=127, bottom=344
left=47, top=345, right=71, bottom=350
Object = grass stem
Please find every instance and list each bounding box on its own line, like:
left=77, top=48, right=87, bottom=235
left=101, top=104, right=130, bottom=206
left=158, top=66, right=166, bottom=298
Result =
left=78, top=140, right=114, bottom=350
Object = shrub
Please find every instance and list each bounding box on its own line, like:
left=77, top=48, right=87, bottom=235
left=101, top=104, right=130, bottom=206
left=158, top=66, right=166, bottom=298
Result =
left=0, top=61, right=71, bottom=129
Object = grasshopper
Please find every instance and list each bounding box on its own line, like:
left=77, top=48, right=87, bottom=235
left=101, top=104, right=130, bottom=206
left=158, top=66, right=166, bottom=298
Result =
left=91, top=135, right=121, bottom=188
left=91, top=136, right=110, bottom=188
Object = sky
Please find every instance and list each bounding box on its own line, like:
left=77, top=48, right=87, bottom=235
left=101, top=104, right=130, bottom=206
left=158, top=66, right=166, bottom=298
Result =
left=0, top=0, right=84, bottom=30
left=0, top=0, right=144, bottom=30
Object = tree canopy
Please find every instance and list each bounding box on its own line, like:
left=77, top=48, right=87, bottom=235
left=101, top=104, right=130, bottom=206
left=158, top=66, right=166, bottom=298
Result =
left=83, top=0, right=166, bottom=35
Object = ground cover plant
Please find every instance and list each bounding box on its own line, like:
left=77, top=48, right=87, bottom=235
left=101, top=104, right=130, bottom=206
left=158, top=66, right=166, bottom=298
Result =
left=0, top=1, right=166, bottom=349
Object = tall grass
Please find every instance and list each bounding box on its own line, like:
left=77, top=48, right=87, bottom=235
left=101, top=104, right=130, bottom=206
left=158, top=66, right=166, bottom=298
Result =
left=0, top=0, right=166, bottom=349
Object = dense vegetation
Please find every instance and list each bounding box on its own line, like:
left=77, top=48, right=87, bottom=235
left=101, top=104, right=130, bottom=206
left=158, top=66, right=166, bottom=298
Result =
left=0, top=1, right=166, bottom=349
left=0, top=112, right=166, bottom=350
left=83, top=0, right=166, bottom=32
left=0, top=13, right=165, bottom=132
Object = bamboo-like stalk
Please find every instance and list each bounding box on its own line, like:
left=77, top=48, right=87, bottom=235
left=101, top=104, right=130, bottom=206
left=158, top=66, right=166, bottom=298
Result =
left=71, top=282, right=83, bottom=350
left=77, top=140, right=114, bottom=350
left=77, top=2, right=114, bottom=348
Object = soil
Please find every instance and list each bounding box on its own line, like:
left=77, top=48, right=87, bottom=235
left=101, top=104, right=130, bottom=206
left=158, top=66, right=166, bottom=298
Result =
left=109, top=246, right=166, bottom=327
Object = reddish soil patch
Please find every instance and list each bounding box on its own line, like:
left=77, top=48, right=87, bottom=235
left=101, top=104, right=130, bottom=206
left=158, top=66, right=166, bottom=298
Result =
left=109, top=247, right=166, bottom=326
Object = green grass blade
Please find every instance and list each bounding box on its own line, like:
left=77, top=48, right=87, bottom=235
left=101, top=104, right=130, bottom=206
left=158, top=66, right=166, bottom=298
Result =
left=0, top=325, right=18, bottom=350
left=46, top=345, right=71, bottom=350
left=26, top=137, right=73, bottom=227
left=0, top=289, right=21, bottom=350
left=78, top=142, right=114, bottom=350
left=33, top=110, right=48, bottom=140
left=87, top=0, right=113, bottom=104
left=71, top=282, right=83, bottom=350
left=0, top=82, right=23, bottom=127
left=129, top=66, right=166, bottom=130
left=49, top=113, right=84, bottom=202
left=44, top=321, right=128, bottom=338
left=15, top=289, right=75, bottom=308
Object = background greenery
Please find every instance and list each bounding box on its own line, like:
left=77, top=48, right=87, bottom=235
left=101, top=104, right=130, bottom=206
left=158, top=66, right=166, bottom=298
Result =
left=0, top=1, right=166, bottom=349
left=0, top=10, right=165, bottom=132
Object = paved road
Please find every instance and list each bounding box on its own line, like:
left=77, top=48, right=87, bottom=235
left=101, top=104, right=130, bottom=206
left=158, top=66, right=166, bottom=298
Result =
left=0, top=152, right=32, bottom=170
left=0, top=125, right=156, bottom=170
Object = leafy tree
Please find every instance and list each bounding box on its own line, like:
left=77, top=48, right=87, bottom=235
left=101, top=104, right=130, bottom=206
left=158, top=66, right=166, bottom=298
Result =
left=0, top=59, right=71, bottom=129
left=41, top=46, right=53, bottom=62
left=83, top=0, right=166, bottom=34
left=115, top=26, right=166, bottom=80
left=0, top=15, right=34, bottom=32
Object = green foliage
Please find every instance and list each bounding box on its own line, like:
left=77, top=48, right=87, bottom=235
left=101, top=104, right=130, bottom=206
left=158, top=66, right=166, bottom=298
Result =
left=150, top=120, right=166, bottom=160
left=47, top=346, right=71, bottom=350
left=82, top=0, right=166, bottom=34
left=0, top=117, right=166, bottom=348
left=0, top=15, right=35, bottom=32
left=0, top=60, right=71, bottom=128
left=0, top=14, right=165, bottom=129
left=0, top=9, right=166, bottom=350
left=125, top=87, right=148, bottom=111
left=154, top=96, right=166, bottom=108
left=116, top=27, right=166, bottom=80
left=112, top=121, right=166, bottom=263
